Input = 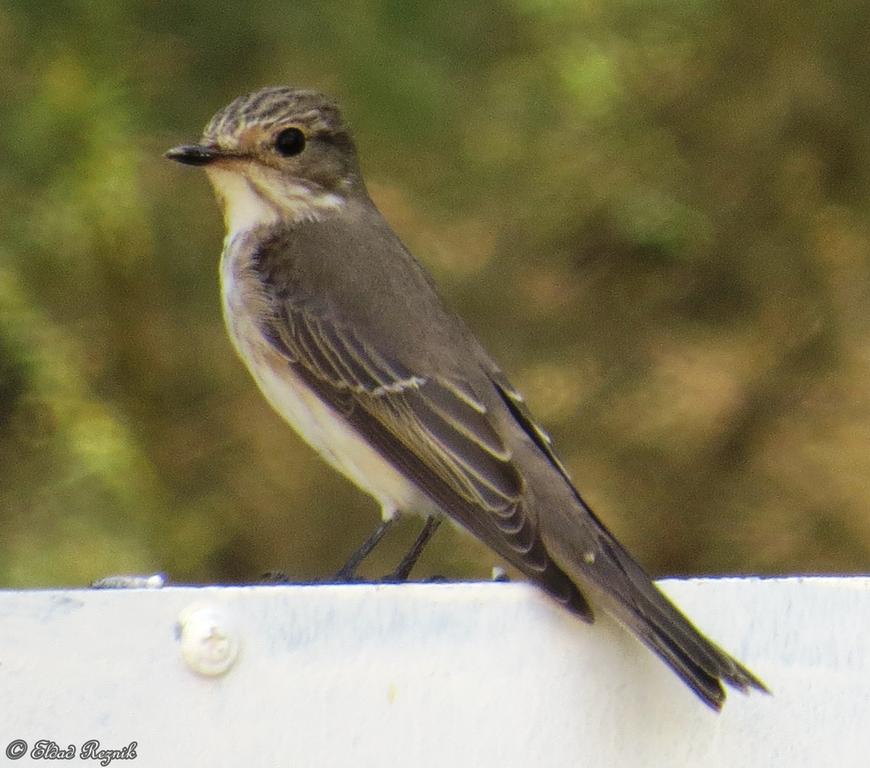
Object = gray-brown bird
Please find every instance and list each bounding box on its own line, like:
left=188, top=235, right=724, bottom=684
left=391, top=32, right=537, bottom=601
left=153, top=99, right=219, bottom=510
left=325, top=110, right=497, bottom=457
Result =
left=166, top=86, right=766, bottom=710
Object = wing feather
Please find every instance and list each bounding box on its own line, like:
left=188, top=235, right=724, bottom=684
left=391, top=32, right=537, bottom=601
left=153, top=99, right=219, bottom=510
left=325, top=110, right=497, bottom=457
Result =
left=261, top=302, right=589, bottom=608
left=270, top=305, right=516, bottom=508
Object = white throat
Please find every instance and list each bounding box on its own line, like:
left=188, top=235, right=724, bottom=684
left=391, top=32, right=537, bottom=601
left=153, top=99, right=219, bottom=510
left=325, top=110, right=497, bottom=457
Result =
left=205, top=167, right=344, bottom=240
left=206, top=167, right=280, bottom=236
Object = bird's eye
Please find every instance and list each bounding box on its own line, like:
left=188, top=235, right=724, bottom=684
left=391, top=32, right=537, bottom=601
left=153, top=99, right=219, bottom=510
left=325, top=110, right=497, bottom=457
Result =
left=274, top=127, right=306, bottom=157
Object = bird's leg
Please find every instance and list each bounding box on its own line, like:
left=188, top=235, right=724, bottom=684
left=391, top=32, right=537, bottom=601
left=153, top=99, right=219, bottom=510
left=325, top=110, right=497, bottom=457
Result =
left=335, top=517, right=397, bottom=581
left=384, top=516, right=443, bottom=582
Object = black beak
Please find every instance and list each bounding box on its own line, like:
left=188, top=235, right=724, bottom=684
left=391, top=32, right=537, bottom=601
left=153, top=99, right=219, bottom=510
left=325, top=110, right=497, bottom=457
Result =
left=164, top=144, right=222, bottom=166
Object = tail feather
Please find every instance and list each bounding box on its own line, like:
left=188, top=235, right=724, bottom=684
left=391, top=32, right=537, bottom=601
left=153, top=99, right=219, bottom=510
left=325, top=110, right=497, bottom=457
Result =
left=542, top=504, right=768, bottom=709
left=620, top=601, right=765, bottom=710
left=636, top=624, right=729, bottom=710
left=596, top=535, right=769, bottom=710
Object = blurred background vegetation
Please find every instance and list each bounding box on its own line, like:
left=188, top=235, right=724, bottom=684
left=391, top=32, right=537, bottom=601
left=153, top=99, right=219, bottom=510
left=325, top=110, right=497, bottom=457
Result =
left=1, top=0, right=868, bottom=587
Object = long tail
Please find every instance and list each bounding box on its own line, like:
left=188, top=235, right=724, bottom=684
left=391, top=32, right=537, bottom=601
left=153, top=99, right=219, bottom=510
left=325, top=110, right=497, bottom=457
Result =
left=491, top=374, right=767, bottom=707
left=585, top=530, right=768, bottom=710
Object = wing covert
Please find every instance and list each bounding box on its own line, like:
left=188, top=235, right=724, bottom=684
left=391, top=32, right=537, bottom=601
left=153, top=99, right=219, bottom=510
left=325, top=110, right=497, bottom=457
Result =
left=268, top=303, right=520, bottom=513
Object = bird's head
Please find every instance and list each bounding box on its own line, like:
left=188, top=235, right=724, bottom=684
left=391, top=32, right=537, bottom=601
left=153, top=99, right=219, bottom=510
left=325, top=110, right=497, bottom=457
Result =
left=166, top=87, right=363, bottom=233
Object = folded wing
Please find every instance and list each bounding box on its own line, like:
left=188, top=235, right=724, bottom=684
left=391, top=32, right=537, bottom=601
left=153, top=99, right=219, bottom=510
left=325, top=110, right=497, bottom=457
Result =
left=262, top=299, right=593, bottom=617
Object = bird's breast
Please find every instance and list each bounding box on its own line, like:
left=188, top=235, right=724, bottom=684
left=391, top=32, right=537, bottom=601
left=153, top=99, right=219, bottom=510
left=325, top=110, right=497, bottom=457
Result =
left=218, top=233, right=438, bottom=521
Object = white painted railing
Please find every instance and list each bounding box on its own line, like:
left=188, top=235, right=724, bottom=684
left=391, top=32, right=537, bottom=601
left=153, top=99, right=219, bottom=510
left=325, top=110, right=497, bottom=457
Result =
left=0, top=577, right=865, bottom=766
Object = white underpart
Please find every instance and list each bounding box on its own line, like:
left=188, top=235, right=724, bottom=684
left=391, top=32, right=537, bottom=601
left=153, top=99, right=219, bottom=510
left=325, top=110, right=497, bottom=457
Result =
left=206, top=168, right=281, bottom=234
left=248, top=360, right=438, bottom=522
left=205, top=167, right=344, bottom=231
left=211, top=166, right=439, bottom=522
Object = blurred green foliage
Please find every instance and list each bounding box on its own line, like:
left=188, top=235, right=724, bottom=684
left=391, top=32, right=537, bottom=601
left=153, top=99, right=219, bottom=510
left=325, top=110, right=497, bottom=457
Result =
left=1, top=0, right=869, bottom=587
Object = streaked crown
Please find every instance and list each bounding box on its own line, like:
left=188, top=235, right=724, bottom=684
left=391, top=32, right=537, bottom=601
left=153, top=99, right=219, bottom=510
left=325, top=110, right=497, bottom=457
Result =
left=167, top=87, right=368, bottom=229
left=203, top=87, right=348, bottom=148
